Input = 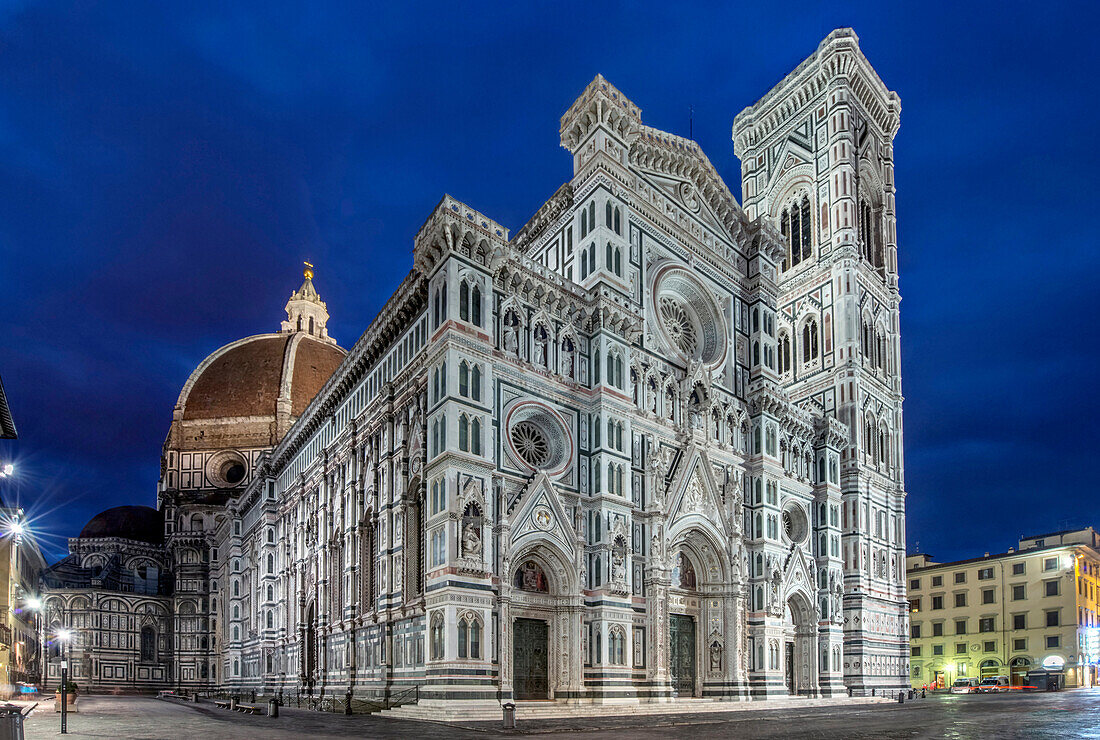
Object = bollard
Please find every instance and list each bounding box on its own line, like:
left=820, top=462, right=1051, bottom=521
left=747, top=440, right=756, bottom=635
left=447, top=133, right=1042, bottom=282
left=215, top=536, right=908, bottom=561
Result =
left=897, top=692, right=904, bottom=704
left=268, top=699, right=279, bottom=718
left=230, top=696, right=238, bottom=711
left=871, top=688, right=876, bottom=697
left=847, top=686, right=852, bottom=697
left=502, top=702, right=516, bottom=730
left=345, top=689, right=353, bottom=716
left=921, top=688, right=926, bottom=698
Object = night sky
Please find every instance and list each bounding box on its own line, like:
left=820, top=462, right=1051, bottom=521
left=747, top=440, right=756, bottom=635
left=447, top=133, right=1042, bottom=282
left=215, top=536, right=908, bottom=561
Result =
left=0, top=2, right=1096, bottom=564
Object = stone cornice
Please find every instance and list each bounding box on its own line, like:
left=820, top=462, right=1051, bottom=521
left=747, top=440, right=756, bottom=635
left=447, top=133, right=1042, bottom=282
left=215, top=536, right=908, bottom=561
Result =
left=732, top=28, right=901, bottom=155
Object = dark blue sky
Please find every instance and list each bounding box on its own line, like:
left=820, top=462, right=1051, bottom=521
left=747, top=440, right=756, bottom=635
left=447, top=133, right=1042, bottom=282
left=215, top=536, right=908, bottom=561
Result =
left=0, top=1, right=1097, bottom=563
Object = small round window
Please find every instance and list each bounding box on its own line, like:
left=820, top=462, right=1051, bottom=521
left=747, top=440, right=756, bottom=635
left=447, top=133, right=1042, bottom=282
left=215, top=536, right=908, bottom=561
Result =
left=222, top=462, right=246, bottom=485
left=206, top=450, right=248, bottom=489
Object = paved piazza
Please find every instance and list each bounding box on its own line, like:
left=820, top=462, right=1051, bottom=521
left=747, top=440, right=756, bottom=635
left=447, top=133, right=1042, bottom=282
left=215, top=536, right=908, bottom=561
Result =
left=17, top=691, right=1100, bottom=739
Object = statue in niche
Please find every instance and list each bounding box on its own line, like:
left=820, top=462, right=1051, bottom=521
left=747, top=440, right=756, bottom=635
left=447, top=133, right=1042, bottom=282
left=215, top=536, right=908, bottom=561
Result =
left=710, top=640, right=723, bottom=672
left=611, top=549, right=626, bottom=583
left=462, top=522, right=482, bottom=558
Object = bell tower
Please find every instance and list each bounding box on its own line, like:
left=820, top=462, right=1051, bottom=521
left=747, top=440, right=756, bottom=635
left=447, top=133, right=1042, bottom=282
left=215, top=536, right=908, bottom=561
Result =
left=733, top=28, right=907, bottom=695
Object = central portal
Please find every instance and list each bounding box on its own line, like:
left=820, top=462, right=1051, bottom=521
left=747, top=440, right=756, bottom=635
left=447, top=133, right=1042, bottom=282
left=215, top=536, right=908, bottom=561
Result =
left=670, top=614, right=696, bottom=697
left=513, top=618, right=549, bottom=700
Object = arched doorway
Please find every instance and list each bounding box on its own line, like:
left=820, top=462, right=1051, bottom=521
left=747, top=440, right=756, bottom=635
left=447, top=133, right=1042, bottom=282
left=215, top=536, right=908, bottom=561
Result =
left=979, top=659, right=1001, bottom=680
left=505, top=544, right=581, bottom=702
left=1010, top=657, right=1030, bottom=686
left=512, top=560, right=551, bottom=700
left=783, top=592, right=816, bottom=696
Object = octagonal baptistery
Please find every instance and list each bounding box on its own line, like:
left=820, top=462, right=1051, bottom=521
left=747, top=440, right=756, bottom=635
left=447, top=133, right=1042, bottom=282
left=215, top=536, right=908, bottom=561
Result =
left=159, top=268, right=347, bottom=503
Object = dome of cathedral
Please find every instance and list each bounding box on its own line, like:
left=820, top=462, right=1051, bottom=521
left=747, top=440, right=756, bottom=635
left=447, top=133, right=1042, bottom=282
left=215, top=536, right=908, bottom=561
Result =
left=79, top=505, right=164, bottom=544
left=179, top=333, right=345, bottom=421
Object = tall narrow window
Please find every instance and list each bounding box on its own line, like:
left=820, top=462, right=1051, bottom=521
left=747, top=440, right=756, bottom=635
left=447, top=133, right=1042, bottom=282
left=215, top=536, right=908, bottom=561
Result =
left=459, top=281, right=469, bottom=321
left=606, top=201, right=613, bottom=228
left=471, top=285, right=482, bottom=326
left=471, top=417, right=482, bottom=456
left=459, top=362, right=469, bottom=397
left=471, top=365, right=481, bottom=401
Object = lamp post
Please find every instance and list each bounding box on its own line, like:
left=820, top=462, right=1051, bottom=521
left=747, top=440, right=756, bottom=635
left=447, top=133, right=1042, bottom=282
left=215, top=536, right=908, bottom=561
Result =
left=57, top=628, right=71, bottom=734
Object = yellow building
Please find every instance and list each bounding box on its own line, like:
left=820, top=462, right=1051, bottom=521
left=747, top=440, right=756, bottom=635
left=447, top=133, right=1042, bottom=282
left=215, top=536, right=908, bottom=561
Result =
left=0, top=507, right=46, bottom=697
left=906, top=528, right=1100, bottom=689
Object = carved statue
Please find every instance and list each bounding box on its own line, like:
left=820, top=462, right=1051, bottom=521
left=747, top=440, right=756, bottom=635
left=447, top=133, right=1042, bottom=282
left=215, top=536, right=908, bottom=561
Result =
left=710, top=640, right=723, bottom=672
left=611, top=550, right=627, bottom=583
left=462, top=522, right=482, bottom=558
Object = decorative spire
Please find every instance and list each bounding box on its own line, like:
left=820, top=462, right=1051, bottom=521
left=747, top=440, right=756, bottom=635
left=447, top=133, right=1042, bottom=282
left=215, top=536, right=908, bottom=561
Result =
left=280, top=262, right=336, bottom=344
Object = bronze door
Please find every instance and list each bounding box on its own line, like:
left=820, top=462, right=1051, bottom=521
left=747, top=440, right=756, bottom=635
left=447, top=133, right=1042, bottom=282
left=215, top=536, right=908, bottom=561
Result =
left=670, top=614, right=696, bottom=697
left=513, top=618, right=549, bottom=700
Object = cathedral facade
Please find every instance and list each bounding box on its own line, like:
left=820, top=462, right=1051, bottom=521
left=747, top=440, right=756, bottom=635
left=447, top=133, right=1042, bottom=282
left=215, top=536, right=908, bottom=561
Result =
left=41, top=28, right=908, bottom=702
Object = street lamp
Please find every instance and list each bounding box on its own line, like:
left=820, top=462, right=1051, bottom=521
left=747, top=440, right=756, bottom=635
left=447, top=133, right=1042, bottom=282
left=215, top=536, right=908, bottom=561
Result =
left=0, top=463, right=13, bottom=478
left=57, top=629, right=71, bottom=734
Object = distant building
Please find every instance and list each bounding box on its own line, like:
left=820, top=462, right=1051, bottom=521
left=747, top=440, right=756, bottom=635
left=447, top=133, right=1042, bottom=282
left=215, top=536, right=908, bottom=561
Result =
left=906, top=528, right=1100, bottom=689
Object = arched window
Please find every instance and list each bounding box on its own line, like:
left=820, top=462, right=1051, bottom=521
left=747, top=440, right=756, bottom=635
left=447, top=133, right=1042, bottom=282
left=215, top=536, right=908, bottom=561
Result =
left=778, top=332, right=791, bottom=374
left=589, top=244, right=596, bottom=275
left=266, top=553, right=274, bottom=573
left=471, top=417, right=482, bottom=456
left=459, top=361, right=469, bottom=397
left=580, top=248, right=589, bottom=279
left=471, top=364, right=482, bottom=401
left=589, top=201, right=595, bottom=231
left=606, top=201, right=613, bottom=228
left=266, top=611, right=273, bottom=629
left=459, top=281, right=470, bottom=321
left=609, top=627, right=626, bottom=665
left=308, top=316, right=314, bottom=335
left=458, top=414, right=469, bottom=452
left=614, top=247, right=621, bottom=276
left=266, top=584, right=274, bottom=601
left=614, top=207, right=621, bottom=235
left=471, top=284, right=482, bottom=326
left=430, top=613, right=445, bottom=660
left=801, top=319, right=819, bottom=362
left=140, top=626, right=156, bottom=662
left=779, top=194, right=813, bottom=271
left=458, top=615, right=483, bottom=659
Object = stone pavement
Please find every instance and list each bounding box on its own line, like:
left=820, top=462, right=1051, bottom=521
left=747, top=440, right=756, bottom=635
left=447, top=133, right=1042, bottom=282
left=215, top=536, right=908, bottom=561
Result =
left=18, top=689, right=1100, bottom=739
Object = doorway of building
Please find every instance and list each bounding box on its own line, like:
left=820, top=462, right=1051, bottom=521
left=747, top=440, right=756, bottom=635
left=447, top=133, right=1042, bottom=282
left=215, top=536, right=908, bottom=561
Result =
left=670, top=614, right=696, bottom=697
left=513, top=618, right=549, bottom=700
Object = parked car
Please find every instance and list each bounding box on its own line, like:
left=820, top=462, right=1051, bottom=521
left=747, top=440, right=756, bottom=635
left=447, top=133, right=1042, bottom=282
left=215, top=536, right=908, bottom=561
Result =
left=978, top=676, right=1010, bottom=693
left=950, top=677, right=981, bottom=694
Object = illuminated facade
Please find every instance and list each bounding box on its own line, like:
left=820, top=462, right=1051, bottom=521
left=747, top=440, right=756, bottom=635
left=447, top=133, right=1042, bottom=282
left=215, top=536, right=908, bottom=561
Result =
left=906, top=527, right=1100, bottom=689
left=41, top=28, right=911, bottom=703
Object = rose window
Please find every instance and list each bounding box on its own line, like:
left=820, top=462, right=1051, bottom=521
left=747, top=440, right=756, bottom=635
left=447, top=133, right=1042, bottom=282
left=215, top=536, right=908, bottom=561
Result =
left=652, top=266, right=727, bottom=367
left=505, top=403, right=572, bottom=474
left=782, top=505, right=808, bottom=543
left=658, top=295, right=698, bottom=356
left=511, top=421, right=550, bottom=468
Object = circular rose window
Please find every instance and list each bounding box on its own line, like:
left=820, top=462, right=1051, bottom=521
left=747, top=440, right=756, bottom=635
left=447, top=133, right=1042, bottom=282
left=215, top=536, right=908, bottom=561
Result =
left=511, top=421, right=550, bottom=468
left=505, top=403, right=572, bottom=474
left=782, top=505, right=808, bottom=544
left=652, top=265, right=727, bottom=366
